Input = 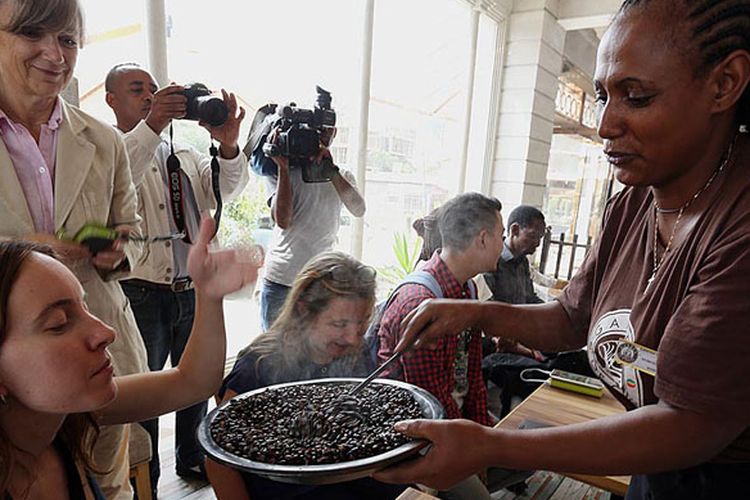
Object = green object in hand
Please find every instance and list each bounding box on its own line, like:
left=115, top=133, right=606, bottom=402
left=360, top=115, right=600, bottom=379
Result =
left=72, top=222, right=119, bottom=254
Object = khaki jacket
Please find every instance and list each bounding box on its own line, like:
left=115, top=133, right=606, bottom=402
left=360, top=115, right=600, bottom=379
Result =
left=122, top=120, right=249, bottom=284
left=0, top=100, right=148, bottom=500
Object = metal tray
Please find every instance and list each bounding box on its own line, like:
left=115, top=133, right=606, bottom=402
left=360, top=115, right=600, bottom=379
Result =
left=198, top=377, right=443, bottom=485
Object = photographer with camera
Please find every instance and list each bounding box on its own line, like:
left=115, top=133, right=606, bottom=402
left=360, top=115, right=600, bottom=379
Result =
left=105, top=62, right=249, bottom=494
left=248, top=88, right=365, bottom=331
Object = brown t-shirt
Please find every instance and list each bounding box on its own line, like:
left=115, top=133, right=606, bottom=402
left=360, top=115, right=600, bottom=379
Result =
left=558, top=133, right=750, bottom=462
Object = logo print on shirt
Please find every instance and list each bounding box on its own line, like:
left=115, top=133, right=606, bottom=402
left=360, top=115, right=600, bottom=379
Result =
left=588, top=309, right=644, bottom=406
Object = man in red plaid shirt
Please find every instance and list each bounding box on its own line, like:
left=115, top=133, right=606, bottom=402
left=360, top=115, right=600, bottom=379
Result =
left=376, top=193, right=504, bottom=427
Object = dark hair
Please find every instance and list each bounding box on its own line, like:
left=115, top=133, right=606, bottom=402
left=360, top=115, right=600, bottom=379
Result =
left=508, top=205, right=545, bottom=229
left=617, top=0, right=750, bottom=126
left=437, top=193, right=502, bottom=251
left=105, top=62, right=146, bottom=92
left=413, top=208, right=442, bottom=262
left=0, top=241, right=99, bottom=494
left=0, top=0, right=85, bottom=45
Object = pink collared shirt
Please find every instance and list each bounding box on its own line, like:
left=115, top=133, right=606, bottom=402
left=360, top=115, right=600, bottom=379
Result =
left=0, top=99, right=63, bottom=234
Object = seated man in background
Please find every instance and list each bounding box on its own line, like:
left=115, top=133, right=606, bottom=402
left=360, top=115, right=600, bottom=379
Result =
left=376, top=193, right=505, bottom=499
left=482, top=204, right=591, bottom=419
left=481, top=204, right=546, bottom=365
left=482, top=204, right=546, bottom=305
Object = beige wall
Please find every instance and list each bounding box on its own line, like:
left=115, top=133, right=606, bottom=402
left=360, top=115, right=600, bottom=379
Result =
left=489, top=0, right=564, bottom=209
left=487, top=0, right=613, bottom=211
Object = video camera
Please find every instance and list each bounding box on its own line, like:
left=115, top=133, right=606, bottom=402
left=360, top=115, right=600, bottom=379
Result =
left=251, top=86, right=338, bottom=183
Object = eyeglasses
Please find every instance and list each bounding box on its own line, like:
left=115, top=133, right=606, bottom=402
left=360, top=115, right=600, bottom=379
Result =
left=325, top=264, right=377, bottom=285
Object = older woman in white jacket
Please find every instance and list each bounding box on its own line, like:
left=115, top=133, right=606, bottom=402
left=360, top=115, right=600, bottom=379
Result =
left=0, top=0, right=147, bottom=497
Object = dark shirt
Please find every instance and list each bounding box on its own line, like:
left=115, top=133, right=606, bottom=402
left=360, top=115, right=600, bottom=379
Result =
left=558, top=133, right=750, bottom=462
left=483, top=242, right=543, bottom=305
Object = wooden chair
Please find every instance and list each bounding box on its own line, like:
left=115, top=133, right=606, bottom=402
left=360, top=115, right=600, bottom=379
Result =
left=129, top=424, right=153, bottom=500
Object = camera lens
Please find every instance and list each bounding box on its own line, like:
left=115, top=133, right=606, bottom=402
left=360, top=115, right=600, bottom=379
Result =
left=195, top=96, right=229, bottom=127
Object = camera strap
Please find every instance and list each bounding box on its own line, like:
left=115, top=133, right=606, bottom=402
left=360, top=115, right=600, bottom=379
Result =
left=209, top=141, right=223, bottom=237
left=165, top=123, right=223, bottom=243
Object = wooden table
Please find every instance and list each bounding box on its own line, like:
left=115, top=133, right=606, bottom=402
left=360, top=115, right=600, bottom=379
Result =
left=495, top=382, right=631, bottom=496
left=396, top=486, right=439, bottom=499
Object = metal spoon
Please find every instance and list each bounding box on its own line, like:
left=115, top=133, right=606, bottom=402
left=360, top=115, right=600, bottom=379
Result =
left=349, top=333, right=420, bottom=396
left=348, top=350, right=404, bottom=396
left=292, top=336, right=419, bottom=439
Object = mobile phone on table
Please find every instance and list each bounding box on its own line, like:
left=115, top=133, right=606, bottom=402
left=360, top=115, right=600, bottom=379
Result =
left=548, top=369, right=604, bottom=398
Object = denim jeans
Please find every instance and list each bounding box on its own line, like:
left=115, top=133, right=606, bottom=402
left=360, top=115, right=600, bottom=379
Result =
left=121, top=282, right=207, bottom=491
left=259, top=278, right=291, bottom=332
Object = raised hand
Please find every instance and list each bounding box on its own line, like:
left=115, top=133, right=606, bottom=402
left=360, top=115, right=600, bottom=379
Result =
left=313, top=146, right=339, bottom=180
left=200, top=89, right=245, bottom=158
left=186, top=217, right=263, bottom=301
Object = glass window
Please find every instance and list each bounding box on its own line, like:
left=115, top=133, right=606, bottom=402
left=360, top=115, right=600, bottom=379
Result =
left=363, top=0, right=472, bottom=274
left=464, top=12, right=500, bottom=193
left=542, top=133, right=610, bottom=278
left=163, top=0, right=363, bottom=158
left=159, top=0, right=366, bottom=351
left=73, top=0, right=505, bottom=345
left=77, top=0, right=149, bottom=120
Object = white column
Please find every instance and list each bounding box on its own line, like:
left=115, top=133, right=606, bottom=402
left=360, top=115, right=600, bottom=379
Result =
left=488, top=0, right=565, bottom=209
left=146, top=0, right=169, bottom=86
left=457, top=9, right=480, bottom=193
left=351, top=0, right=375, bottom=260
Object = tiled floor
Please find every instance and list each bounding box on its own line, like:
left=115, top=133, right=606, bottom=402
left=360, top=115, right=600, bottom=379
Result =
left=155, top=412, right=215, bottom=500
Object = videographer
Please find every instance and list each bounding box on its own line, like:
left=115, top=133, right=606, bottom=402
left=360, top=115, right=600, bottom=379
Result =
left=254, top=118, right=365, bottom=332
left=105, top=62, right=249, bottom=493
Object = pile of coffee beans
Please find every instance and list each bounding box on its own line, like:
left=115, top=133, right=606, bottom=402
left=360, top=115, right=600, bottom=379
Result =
left=210, top=382, right=424, bottom=465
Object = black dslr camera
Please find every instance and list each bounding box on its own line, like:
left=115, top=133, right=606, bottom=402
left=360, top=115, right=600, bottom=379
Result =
left=181, top=83, right=228, bottom=127
left=261, top=86, right=338, bottom=183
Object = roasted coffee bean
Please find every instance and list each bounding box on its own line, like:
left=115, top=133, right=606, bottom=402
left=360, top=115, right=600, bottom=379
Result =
left=210, top=382, right=423, bottom=465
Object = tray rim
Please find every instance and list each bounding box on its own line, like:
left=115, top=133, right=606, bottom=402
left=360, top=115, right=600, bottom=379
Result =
left=198, top=377, right=444, bottom=483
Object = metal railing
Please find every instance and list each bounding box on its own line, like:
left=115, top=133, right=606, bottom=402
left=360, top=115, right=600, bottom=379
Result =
left=539, top=229, right=592, bottom=280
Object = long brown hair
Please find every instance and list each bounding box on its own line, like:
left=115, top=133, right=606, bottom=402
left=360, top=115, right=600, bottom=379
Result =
left=0, top=241, right=99, bottom=494
left=413, top=208, right=442, bottom=263
left=247, top=251, right=376, bottom=377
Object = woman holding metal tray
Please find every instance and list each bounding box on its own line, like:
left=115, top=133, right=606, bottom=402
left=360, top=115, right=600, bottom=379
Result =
left=206, top=251, right=407, bottom=499
left=376, top=1, right=750, bottom=499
